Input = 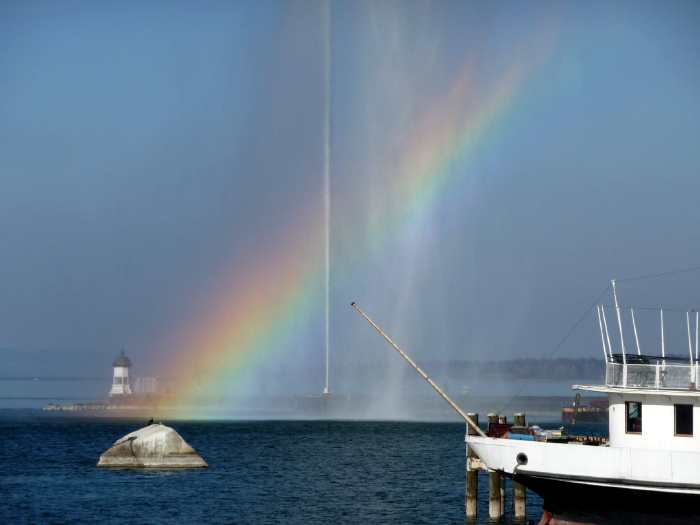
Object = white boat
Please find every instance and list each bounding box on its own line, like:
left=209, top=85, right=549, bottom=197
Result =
left=468, top=281, right=700, bottom=524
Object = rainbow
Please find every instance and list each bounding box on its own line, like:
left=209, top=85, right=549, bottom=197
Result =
left=163, top=30, right=558, bottom=416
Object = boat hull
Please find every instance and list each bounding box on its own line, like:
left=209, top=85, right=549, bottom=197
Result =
left=513, top=472, right=700, bottom=524
left=467, top=436, right=700, bottom=524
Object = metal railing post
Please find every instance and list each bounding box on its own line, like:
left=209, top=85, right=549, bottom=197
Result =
left=655, top=361, right=660, bottom=389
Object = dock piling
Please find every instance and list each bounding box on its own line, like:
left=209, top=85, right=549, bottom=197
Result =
left=513, top=481, right=526, bottom=521
left=489, top=470, right=503, bottom=520
left=486, top=413, right=503, bottom=519
left=465, top=410, right=528, bottom=521
left=465, top=413, right=479, bottom=521
left=512, top=412, right=527, bottom=520
left=500, top=475, right=506, bottom=517
left=350, top=304, right=527, bottom=522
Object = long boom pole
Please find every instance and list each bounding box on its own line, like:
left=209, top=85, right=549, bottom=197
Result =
left=350, top=302, right=487, bottom=438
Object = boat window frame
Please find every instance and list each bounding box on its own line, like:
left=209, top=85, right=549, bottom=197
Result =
left=674, top=404, right=694, bottom=437
left=625, top=401, right=642, bottom=434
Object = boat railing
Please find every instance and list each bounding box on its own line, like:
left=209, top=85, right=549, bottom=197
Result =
left=605, top=360, right=699, bottom=390
left=595, top=281, right=700, bottom=390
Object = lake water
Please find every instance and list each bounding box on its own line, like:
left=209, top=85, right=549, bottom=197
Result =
left=0, top=412, right=608, bottom=524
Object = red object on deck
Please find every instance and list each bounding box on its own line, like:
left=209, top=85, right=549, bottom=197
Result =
left=486, top=422, right=511, bottom=438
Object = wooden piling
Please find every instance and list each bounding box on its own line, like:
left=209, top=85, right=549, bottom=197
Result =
left=489, top=470, right=503, bottom=520
left=512, top=413, right=526, bottom=520
left=513, top=480, right=526, bottom=521
left=465, top=413, right=479, bottom=521
left=500, top=476, right=506, bottom=517
left=487, top=413, right=501, bottom=520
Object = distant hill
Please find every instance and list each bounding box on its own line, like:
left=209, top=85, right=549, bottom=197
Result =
left=424, top=357, right=604, bottom=381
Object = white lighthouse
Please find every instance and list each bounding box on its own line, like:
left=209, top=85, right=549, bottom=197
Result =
left=109, top=350, right=133, bottom=397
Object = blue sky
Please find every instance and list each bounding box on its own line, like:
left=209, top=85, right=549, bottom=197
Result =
left=2, top=1, right=700, bottom=392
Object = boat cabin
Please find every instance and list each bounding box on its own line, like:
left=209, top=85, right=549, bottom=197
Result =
left=576, top=281, right=700, bottom=451
left=576, top=364, right=700, bottom=451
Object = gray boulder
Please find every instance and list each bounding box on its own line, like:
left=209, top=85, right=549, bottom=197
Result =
left=97, top=423, right=207, bottom=468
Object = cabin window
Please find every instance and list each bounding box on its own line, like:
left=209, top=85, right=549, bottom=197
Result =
left=675, top=404, right=693, bottom=436
left=626, top=401, right=642, bottom=433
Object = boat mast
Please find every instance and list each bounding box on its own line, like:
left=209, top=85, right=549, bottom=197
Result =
left=687, top=312, right=694, bottom=367
left=694, top=310, right=700, bottom=385
left=611, top=279, right=626, bottom=365
left=601, top=306, right=613, bottom=359
left=695, top=310, right=700, bottom=363
left=596, top=305, right=609, bottom=361
left=661, top=307, right=665, bottom=359
left=631, top=308, right=641, bottom=355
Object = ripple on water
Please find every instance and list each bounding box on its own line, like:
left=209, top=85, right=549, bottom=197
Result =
left=0, top=414, right=576, bottom=524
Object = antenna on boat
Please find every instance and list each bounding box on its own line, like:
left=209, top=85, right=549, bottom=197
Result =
left=350, top=302, right=487, bottom=438
left=631, top=308, right=641, bottom=356
left=695, top=311, right=698, bottom=362
left=661, top=307, right=666, bottom=359
left=596, top=305, right=609, bottom=361
left=687, top=312, right=695, bottom=367
left=611, top=279, right=626, bottom=365
left=601, top=306, right=613, bottom=359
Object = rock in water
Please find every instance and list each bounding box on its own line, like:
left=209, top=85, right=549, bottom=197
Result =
left=97, top=423, right=207, bottom=468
